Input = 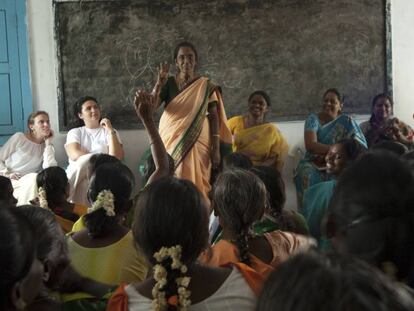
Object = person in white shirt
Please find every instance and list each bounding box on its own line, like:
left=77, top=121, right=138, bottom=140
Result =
left=0, top=111, right=57, bottom=205
left=65, top=96, right=124, bottom=205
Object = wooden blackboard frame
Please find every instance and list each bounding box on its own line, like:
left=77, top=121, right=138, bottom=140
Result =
left=53, top=0, right=393, bottom=131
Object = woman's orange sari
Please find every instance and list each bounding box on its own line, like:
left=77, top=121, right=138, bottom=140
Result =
left=159, top=77, right=231, bottom=201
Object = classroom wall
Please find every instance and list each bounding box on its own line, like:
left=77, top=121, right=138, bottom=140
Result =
left=26, top=0, right=414, bottom=209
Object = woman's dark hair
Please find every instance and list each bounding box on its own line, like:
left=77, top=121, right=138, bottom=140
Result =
left=212, top=169, right=267, bottom=265
left=0, top=207, right=37, bottom=309
left=327, top=152, right=414, bottom=287
left=134, top=177, right=208, bottom=265
left=371, top=140, right=408, bottom=156
left=88, top=153, right=120, bottom=179
left=73, top=95, right=98, bottom=126
left=323, top=88, right=342, bottom=102
left=402, top=150, right=414, bottom=173
left=173, top=41, right=198, bottom=63
left=248, top=90, right=271, bottom=107
left=36, top=167, right=68, bottom=208
left=369, top=93, right=393, bottom=123
left=250, top=166, right=285, bottom=218
left=133, top=177, right=208, bottom=310
left=257, top=251, right=414, bottom=311
left=0, top=176, right=16, bottom=207
left=85, top=162, right=135, bottom=237
left=335, top=138, right=365, bottom=161
left=223, top=152, right=253, bottom=171
left=12, top=206, right=67, bottom=289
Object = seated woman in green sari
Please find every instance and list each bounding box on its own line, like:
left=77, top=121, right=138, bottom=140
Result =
left=294, top=88, right=367, bottom=207
left=228, top=90, right=289, bottom=172
left=301, top=138, right=364, bottom=247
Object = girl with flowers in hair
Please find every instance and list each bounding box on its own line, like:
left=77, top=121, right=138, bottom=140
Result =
left=200, top=169, right=315, bottom=278
left=64, top=162, right=147, bottom=302
left=107, top=177, right=258, bottom=311
left=35, top=166, right=87, bottom=233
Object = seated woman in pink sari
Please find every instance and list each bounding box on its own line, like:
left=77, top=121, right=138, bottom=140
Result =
left=152, top=41, right=232, bottom=203
left=228, top=90, right=289, bottom=172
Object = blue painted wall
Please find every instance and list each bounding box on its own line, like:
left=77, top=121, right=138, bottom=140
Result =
left=0, top=0, right=32, bottom=145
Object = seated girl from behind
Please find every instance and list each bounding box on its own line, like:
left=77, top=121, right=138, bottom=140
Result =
left=200, top=169, right=315, bottom=278
left=65, top=162, right=147, bottom=302
left=257, top=251, right=414, bottom=311
left=107, top=177, right=259, bottom=311
left=35, top=166, right=87, bottom=233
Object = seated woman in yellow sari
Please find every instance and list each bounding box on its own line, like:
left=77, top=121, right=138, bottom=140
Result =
left=152, top=41, right=232, bottom=203
left=227, top=91, right=289, bottom=172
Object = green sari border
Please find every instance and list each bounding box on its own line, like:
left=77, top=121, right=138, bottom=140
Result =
left=171, top=80, right=215, bottom=168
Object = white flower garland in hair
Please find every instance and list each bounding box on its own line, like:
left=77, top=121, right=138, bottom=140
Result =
left=38, top=187, right=49, bottom=210
left=87, top=189, right=116, bottom=216
left=152, top=245, right=191, bottom=311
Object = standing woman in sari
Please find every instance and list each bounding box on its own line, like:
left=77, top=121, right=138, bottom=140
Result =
left=228, top=90, right=289, bottom=172
left=294, top=88, right=367, bottom=206
left=152, top=41, right=232, bottom=203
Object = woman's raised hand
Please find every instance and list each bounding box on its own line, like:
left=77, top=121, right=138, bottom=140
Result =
left=156, top=62, right=169, bottom=86
left=134, top=90, right=156, bottom=122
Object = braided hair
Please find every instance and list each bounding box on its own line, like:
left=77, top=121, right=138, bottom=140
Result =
left=85, top=162, right=135, bottom=237
left=212, top=169, right=267, bottom=265
left=36, top=167, right=69, bottom=210
left=134, top=177, right=209, bottom=310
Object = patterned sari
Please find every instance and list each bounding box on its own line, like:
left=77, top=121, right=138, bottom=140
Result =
left=294, top=113, right=367, bottom=207
left=159, top=77, right=232, bottom=201
left=227, top=116, right=289, bottom=171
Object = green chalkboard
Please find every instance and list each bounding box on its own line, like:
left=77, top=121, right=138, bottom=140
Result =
left=54, top=0, right=391, bottom=130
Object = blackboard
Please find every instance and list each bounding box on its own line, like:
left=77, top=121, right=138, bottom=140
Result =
left=54, top=0, right=391, bottom=130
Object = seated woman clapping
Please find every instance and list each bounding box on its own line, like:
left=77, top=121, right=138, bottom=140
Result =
left=65, top=162, right=147, bottom=302
left=0, top=111, right=57, bottom=205
left=200, top=169, right=315, bottom=279
left=107, top=177, right=258, bottom=311
left=65, top=96, right=123, bottom=205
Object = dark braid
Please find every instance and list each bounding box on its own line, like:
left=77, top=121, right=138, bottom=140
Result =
left=160, top=256, right=189, bottom=310
left=212, top=169, right=267, bottom=266
left=235, top=231, right=251, bottom=265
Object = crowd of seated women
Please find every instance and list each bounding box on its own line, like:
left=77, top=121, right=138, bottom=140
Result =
left=1, top=42, right=414, bottom=310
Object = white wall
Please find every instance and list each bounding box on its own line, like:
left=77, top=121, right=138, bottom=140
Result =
left=391, top=0, right=414, bottom=126
left=26, top=0, right=414, bottom=209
